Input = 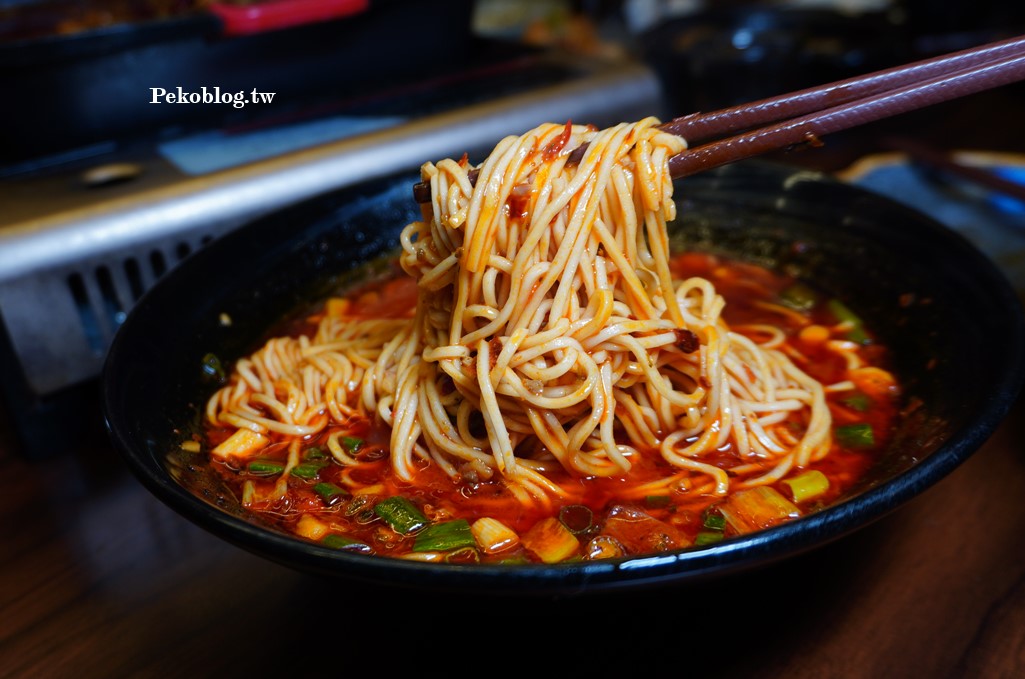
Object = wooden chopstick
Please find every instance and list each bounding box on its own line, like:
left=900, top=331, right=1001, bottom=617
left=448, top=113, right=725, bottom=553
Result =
left=657, top=33, right=1025, bottom=146
left=669, top=48, right=1025, bottom=179
left=412, top=34, right=1025, bottom=202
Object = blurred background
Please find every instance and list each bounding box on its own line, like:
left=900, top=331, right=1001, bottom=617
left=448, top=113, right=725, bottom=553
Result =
left=2, top=0, right=1025, bottom=458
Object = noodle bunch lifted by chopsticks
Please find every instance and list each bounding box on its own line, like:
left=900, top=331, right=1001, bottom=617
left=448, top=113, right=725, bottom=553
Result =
left=207, top=118, right=832, bottom=507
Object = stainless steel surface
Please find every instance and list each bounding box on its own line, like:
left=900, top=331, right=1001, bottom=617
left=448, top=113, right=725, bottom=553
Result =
left=0, top=56, right=663, bottom=397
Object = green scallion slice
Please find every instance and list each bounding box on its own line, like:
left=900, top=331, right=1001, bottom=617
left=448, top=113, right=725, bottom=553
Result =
left=322, top=534, right=370, bottom=552
left=842, top=392, right=872, bottom=412
left=782, top=469, right=830, bottom=503
left=779, top=282, right=819, bottom=311
left=374, top=496, right=428, bottom=534
left=835, top=423, right=875, bottom=448
left=344, top=495, right=372, bottom=517
left=558, top=505, right=594, bottom=534
left=444, top=546, right=481, bottom=563
left=304, top=446, right=327, bottom=460
left=827, top=299, right=869, bottom=344
left=341, top=436, right=364, bottom=453
left=290, top=461, right=329, bottom=480
left=247, top=460, right=284, bottom=476
left=702, top=511, right=727, bottom=531
left=413, top=519, right=476, bottom=552
left=313, top=482, right=349, bottom=504
left=644, top=494, right=671, bottom=508
left=695, top=531, right=725, bottom=546
left=200, top=352, right=226, bottom=383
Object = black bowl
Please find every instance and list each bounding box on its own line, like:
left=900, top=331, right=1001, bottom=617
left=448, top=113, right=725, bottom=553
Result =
left=102, top=160, right=1025, bottom=594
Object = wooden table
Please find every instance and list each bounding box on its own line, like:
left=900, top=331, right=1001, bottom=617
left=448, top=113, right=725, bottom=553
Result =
left=3, top=89, right=1025, bottom=678
left=3, top=394, right=1024, bottom=676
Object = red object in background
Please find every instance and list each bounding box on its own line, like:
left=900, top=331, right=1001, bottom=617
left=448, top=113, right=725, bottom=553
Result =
left=209, top=0, right=369, bottom=36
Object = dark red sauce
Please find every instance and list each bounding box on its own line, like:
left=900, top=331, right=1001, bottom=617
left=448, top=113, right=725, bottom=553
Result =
left=194, top=252, right=900, bottom=564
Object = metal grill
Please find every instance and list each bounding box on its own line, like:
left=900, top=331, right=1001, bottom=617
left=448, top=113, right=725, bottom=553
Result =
left=66, top=235, right=216, bottom=355
left=1, top=228, right=229, bottom=395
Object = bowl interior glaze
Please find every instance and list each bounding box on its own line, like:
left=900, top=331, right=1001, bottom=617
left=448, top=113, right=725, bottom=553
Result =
left=102, top=161, right=1025, bottom=594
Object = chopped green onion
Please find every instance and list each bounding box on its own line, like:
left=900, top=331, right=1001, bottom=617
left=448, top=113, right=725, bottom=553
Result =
left=322, top=534, right=370, bottom=552
left=470, top=517, right=519, bottom=554
left=718, top=487, right=801, bottom=534
left=413, top=519, right=476, bottom=552
left=290, top=460, right=329, bottom=480
left=779, top=282, right=819, bottom=311
left=521, top=517, right=580, bottom=564
left=782, top=470, right=830, bottom=503
left=247, top=460, right=284, bottom=476
left=702, top=511, right=727, bottom=531
left=558, top=504, right=594, bottom=534
left=444, top=546, right=481, bottom=563
left=304, top=446, right=327, bottom=460
left=313, top=482, right=349, bottom=504
left=200, top=352, right=226, bottom=383
left=644, top=495, right=671, bottom=508
left=354, top=508, right=378, bottom=525
left=344, top=495, right=372, bottom=517
left=341, top=436, right=364, bottom=453
left=584, top=535, right=626, bottom=560
left=694, top=531, right=725, bottom=546
left=835, top=423, right=875, bottom=448
left=374, top=496, right=428, bottom=534
left=842, top=392, right=872, bottom=412
left=827, top=299, right=869, bottom=344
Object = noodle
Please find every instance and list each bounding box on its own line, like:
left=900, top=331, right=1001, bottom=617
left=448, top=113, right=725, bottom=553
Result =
left=206, top=118, right=834, bottom=509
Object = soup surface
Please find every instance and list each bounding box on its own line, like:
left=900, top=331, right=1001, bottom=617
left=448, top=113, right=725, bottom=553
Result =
left=184, top=251, right=900, bottom=564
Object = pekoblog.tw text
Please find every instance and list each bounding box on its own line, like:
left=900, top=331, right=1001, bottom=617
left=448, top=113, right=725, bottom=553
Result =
left=150, top=87, right=276, bottom=109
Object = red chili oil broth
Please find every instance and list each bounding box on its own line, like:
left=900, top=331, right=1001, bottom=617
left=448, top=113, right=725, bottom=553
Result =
left=196, top=252, right=900, bottom=563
